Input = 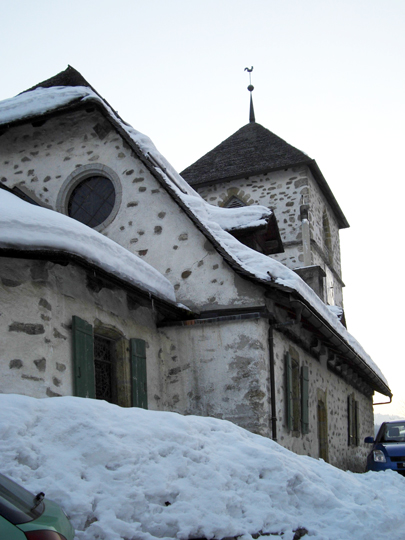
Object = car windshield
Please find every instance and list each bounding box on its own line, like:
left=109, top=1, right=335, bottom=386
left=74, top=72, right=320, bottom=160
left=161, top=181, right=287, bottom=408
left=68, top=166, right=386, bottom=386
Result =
left=381, top=422, right=405, bottom=443
left=0, top=472, right=44, bottom=525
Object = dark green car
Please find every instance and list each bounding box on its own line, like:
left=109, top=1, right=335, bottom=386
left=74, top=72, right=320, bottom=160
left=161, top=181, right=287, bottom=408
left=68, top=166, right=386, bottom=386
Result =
left=0, top=472, right=74, bottom=539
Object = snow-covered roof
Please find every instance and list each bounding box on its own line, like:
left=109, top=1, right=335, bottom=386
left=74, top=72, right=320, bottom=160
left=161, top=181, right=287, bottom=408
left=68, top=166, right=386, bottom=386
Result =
left=0, top=189, right=179, bottom=306
left=0, top=76, right=389, bottom=395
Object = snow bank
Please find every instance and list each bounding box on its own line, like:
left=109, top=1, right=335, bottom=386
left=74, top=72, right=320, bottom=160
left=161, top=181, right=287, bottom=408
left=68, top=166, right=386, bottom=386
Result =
left=0, top=190, right=177, bottom=304
left=0, top=395, right=403, bottom=540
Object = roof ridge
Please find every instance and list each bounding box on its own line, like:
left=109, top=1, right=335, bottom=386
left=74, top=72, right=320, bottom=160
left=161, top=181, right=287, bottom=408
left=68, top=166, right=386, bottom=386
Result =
left=20, top=65, right=92, bottom=94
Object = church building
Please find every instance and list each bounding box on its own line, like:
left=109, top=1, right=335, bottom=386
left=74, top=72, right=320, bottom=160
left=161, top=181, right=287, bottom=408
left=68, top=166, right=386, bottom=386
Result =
left=0, top=67, right=391, bottom=471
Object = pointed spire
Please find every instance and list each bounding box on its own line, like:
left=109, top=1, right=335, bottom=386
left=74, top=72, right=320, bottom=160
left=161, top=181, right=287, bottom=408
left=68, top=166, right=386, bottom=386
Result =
left=244, top=66, right=255, bottom=123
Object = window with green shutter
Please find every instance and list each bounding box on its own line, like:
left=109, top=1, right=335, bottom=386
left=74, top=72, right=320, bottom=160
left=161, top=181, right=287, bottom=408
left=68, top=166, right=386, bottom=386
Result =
left=348, top=393, right=360, bottom=446
left=130, top=338, right=148, bottom=409
left=301, top=365, right=309, bottom=434
left=72, top=316, right=145, bottom=408
left=72, top=316, right=95, bottom=398
left=285, top=352, right=293, bottom=431
left=285, top=352, right=309, bottom=435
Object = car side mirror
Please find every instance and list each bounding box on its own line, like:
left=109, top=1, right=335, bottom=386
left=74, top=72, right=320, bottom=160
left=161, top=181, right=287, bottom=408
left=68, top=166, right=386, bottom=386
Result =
left=364, top=436, right=374, bottom=444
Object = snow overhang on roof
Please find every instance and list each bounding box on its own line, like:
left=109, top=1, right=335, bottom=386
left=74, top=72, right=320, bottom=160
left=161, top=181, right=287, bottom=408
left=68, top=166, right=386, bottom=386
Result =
left=0, top=67, right=389, bottom=396
left=0, top=188, right=185, bottom=312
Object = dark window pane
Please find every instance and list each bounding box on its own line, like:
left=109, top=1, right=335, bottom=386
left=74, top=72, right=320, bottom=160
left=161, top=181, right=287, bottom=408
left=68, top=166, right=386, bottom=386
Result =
left=94, top=335, right=114, bottom=403
left=68, top=176, right=116, bottom=227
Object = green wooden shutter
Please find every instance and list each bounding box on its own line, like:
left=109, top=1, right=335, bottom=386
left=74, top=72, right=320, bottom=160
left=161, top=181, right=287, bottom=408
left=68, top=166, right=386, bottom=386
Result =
left=285, top=352, right=293, bottom=431
left=355, top=400, right=360, bottom=446
left=347, top=394, right=354, bottom=446
left=72, top=316, right=95, bottom=398
left=130, top=338, right=147, bottom=409
left=301, top=365, right=309, bottom=434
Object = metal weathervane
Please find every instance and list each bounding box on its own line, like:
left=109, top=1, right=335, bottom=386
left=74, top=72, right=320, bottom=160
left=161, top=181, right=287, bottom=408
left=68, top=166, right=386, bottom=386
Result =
left=244, top=66, right=255, bottom=123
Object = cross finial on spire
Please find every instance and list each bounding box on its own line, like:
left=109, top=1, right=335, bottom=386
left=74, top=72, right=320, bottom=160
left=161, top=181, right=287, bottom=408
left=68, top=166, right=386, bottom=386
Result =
left=244, top=66, right=255, bottom=123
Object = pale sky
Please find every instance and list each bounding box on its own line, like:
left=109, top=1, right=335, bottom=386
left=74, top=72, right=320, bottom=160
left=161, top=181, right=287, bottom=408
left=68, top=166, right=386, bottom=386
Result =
left=1, top=0, right=404, bottom=415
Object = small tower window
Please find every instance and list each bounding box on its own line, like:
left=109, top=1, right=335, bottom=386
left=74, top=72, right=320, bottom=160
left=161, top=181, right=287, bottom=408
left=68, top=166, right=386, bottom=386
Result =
left=224, top=196, right=245, bottom=209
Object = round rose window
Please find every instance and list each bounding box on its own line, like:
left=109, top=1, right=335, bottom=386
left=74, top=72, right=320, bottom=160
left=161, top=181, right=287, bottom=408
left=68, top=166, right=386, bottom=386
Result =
left=68, top=176, right=116, bottom=228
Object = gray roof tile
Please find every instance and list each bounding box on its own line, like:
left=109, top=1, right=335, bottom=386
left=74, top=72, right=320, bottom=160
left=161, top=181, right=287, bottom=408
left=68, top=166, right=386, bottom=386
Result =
left=181, top=122, right=311, bottom=185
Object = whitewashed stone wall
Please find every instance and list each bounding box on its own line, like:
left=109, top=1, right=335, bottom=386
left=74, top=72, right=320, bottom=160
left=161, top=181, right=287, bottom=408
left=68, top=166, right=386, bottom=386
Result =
left=0, top=257, right=172, bottom=409
left=273, top=330, right=373, bottom=472
left=0, top=110, right=262, bottom=312
left=160, top=318, right=272, bottom=436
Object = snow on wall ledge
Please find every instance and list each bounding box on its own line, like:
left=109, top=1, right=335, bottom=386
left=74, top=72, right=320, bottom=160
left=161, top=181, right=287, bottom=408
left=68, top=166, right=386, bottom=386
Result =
left=0, top=190, right=178, bottom=305
left=0, top=85, right=388, bottom=388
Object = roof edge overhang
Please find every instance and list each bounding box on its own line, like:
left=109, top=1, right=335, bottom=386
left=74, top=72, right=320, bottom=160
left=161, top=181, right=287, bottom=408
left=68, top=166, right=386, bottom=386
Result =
left=0, top=246, right=190, bottom=319
left=267, top=285, right=391, bottom=397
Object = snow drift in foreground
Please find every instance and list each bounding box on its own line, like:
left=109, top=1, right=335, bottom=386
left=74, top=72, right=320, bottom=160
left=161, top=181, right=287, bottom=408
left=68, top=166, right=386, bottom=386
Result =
left=0, top=395, right=403, bottom=540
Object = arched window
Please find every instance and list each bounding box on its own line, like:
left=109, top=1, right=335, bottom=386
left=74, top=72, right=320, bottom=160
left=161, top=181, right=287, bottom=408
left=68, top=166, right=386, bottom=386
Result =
left=322, top=210, right=333, bottom=265
left=224, top=195, right=245, bottom=209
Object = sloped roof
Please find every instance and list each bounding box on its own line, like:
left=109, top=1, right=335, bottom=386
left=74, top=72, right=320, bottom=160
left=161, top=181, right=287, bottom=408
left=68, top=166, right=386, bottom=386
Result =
left=181, top=122, right=310, bottom=185
left=21, top=65, right=92, bottom=93
left=0, top=68, right=388, bottom=396
left=181, top=122, right=349, bottom=229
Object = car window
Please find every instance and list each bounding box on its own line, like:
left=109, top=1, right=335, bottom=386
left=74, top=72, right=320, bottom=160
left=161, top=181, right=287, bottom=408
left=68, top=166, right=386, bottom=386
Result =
left=0, top=473, right=44, bottom=525
left=382, top=423, right=405, bottom=442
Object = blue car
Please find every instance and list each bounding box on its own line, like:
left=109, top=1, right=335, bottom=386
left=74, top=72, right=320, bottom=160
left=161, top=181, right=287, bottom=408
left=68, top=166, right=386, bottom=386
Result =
left=365, top=420, right=405, bottom=475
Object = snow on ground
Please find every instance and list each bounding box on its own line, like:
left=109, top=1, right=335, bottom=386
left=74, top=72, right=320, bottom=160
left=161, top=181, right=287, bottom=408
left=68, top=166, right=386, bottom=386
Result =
left=0, top=394, right=404, bottom=540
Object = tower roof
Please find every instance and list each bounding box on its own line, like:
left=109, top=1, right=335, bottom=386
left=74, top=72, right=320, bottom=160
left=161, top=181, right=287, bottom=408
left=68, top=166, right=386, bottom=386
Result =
left=181, top=122, right=311, bottom=186
left=181, top=122, right=349, bottom=229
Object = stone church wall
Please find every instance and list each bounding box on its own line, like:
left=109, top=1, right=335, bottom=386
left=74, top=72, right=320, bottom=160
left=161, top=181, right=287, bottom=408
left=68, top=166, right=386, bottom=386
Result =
left=0, top=257, right=173, bottom=409
left=192, top=165, right=345, bottom=307
left=193, top=167, right=307, bottom=270
left=0, top=110, right=263, bottom=312
left=160, top=317, right=272, bottom=437
left=273, top=330, right=373, bottom=472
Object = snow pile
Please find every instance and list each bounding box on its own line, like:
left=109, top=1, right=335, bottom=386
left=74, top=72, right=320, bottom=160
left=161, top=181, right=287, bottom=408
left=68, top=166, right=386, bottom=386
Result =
left=0, top=190, right=177, bottom=304
left=1, top=394, right=404, bottom=540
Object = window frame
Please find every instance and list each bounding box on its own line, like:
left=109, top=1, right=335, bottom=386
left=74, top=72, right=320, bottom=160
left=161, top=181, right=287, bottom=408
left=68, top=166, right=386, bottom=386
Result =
left=56, top=163, right=122, bottom=231
left=285, top=352, right=309, bottom=435
left=72, top=316, right=147, bottom=408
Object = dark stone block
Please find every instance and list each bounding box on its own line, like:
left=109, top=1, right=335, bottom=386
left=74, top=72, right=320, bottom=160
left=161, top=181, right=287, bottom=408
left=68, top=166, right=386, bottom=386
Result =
left=1, top=278, right=22, bottom=287
left=9, top=359, right=23, bottom=369
left=39, top=298, right=52, bottom=311
left=34, top=358, right=46, bottom=372
left=46, top=388, right=61, bottom=397
left=9, top=322, right=45, bottom=335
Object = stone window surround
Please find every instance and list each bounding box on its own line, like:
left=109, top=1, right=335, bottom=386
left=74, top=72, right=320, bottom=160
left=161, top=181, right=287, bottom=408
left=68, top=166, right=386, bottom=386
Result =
left=56, top=163, right=122, bottom=231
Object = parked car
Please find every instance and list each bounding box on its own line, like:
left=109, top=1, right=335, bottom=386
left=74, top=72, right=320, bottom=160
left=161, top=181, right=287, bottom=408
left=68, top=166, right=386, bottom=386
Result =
left=365, top=420, right=405, bottom=475
left=0, top=471, right=74, bottom=539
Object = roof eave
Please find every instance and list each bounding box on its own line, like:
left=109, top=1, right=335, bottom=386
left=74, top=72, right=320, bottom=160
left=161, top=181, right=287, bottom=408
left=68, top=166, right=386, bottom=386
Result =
left=0, top=246, right=189, bottom=319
